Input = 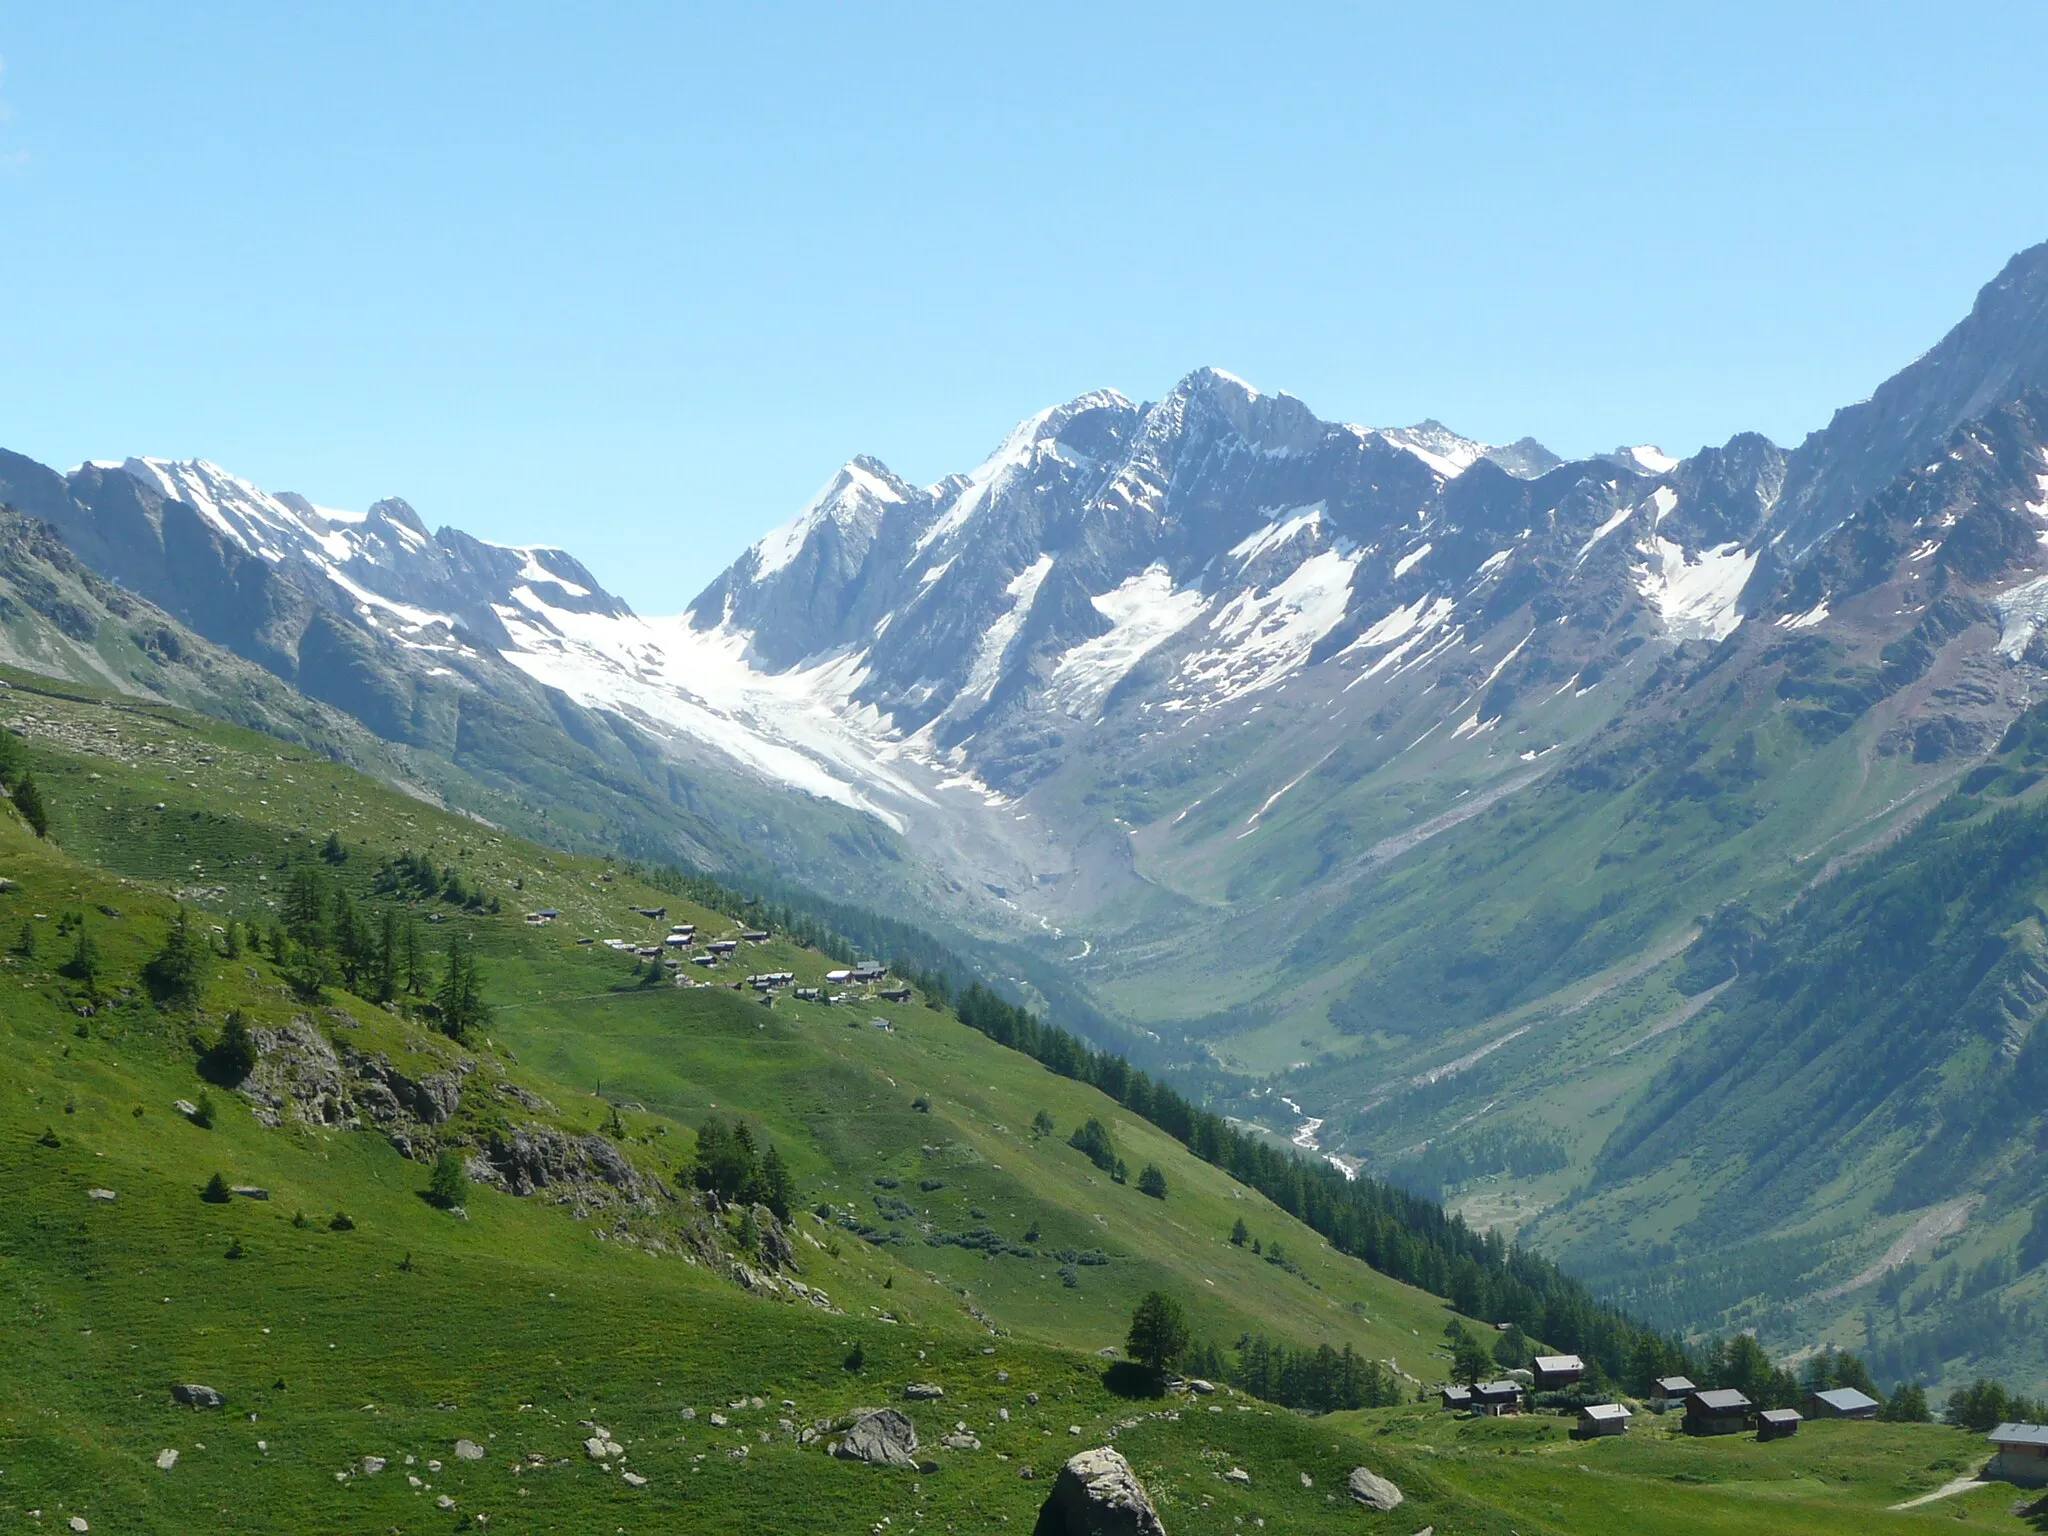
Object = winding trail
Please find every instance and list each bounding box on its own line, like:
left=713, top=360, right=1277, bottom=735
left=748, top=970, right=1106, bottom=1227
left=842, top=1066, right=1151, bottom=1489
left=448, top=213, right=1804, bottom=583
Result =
left=1889, top=1472, right=1986, bottom=1510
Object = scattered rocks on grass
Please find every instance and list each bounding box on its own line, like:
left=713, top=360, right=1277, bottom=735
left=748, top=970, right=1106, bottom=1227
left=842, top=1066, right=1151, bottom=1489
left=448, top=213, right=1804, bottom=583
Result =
left=1033, top=1446, right=1167, bottom=1536
left=86, top=1188, right=116, bottom=1202
left=171, top=1384, right=223, bottom=1408
left=621, top=1471, right=648, bottom=1487
left=435, top=1494, right=455, bottom=1510
left=584, top=1435, right=622, bottom=1460
left=1346, top=1466, right=1403, bottom=1512
left=361, top=1456, right=385, bottom=1475
left=903, top=1381, right=945, bottom=1400
left=1224, top=1466, right=1251, bottom=1485
left=154, top=1449, right=178, bottom=1470
left=454, top=1439, right=485, bottom=1460
left=828, top=1408, right=920, bottom=1470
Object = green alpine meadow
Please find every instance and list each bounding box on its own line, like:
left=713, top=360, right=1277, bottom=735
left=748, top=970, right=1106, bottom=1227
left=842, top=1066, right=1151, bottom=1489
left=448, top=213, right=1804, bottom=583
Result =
left=0, top=664, right=2042, bottom=1531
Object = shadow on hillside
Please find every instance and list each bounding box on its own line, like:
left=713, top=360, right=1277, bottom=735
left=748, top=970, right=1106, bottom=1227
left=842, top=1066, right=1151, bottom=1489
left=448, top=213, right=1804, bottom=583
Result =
left=1101, top=1362, right=1165, bottom=1400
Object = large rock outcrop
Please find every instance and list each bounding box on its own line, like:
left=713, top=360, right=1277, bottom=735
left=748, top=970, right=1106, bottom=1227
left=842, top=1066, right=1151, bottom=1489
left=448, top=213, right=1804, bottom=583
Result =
left=1032, top=1446, right=1167, bottom=1536
left=239, top=1017, right=464, bottom=1136
left=827, top=1408, right=920, bottom=1469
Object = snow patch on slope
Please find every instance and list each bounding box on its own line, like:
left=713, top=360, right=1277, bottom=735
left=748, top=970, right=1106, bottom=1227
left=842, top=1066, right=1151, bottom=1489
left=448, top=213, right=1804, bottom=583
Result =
left=956, top=554, right=1055, bottom=709
left=493, top=593, right=922, bottom=829
left=1048, top=565, right=1207, bottom=718
left=1176, top=548, right=1361, bottom=705
left=1995, top=572, right=2048, bottom=658
left=1632, top=537, right=1755, bottom=642
left=1229, top=506, right=1326, bottom=566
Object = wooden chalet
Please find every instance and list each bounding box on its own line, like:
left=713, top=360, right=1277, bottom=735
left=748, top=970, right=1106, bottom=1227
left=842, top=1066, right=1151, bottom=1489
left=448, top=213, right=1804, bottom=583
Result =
left=1440, top=1385, right=1474, bottom=1411
left=1471, top=1380, right=1524, bottom=1416
left=1757, top=1407, right=1802, bottom=1441
left=1683, top=1388, right=1752, bottom=1436
left=1575, top=1402, right=1631, bottom=1438
left=1532, top=1354, right=1584, bottom=1391
left=1653, top=1375, right=1696, bottom=1400
left=1989, top=1424, right=2048, bottom=1488
left=1806, top=1386, right=1879, bottom=1420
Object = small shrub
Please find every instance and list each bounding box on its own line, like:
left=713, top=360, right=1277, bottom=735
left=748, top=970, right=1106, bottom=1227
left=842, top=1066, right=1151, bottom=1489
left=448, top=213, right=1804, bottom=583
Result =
left=62, top=927, right=99, bottom=989
left=843, top=1340, right=866, bottom=1372
left=192, top=1093, right=216, bottom=1129
left=202, top=1173, right=233, bottom=1203
left=1137, top=1164, right=1167, bottom=1200
left=292, top=1209, right=310, bottom=1229
left=224, top=1237, right=245, bottom=1260
left=911, top=1094, right=931, bottom=1113
left=427, top=1151, right=468, bottom=1210
left=1031, top=1109, right=1055, bottom=1138
left=36, top=1127, right=61, bottom=1148
left=328, top=1210, right=356, bottom=1231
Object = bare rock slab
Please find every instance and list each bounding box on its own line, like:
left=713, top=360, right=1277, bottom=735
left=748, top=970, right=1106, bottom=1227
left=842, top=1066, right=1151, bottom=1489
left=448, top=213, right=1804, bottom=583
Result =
left=1347, top=1465, right=1404, bottom=1512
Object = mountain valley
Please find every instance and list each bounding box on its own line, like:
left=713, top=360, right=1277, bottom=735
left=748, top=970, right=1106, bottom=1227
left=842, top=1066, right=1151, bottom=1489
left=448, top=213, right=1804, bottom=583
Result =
left=7, top=241, right=2048, bottom=1417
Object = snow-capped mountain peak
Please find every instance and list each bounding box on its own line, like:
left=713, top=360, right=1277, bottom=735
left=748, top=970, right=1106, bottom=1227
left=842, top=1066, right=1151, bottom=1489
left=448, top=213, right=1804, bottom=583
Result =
left=752, top=455, right=913, bottom=580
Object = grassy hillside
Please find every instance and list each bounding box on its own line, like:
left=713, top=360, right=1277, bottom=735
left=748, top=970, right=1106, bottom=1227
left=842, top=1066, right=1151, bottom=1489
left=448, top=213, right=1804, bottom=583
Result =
left=2, top=669, right=2041, bottom=1533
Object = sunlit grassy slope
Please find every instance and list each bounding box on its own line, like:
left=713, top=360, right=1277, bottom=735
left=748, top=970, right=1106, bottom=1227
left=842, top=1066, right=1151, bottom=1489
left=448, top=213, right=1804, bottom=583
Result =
left=1, top=667, right=2037, bottom=1533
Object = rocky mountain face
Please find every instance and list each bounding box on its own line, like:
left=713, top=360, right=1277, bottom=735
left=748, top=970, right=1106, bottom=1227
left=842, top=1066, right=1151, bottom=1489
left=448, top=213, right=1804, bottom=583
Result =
left=0, top=452, right=895, bottom=881
left=1769, top=240, right=2048, bottom=559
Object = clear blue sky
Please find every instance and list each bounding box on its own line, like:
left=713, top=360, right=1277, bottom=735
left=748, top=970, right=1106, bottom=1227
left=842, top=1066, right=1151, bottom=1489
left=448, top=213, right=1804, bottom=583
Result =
left=3, top=4, right=2046, bottom=612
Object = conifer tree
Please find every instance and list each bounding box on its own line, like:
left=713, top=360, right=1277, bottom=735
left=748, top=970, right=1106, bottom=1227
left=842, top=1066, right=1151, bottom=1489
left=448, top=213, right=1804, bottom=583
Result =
left=1126, top=1290, right=1191, bottom=1375
left=144, top=906, right=206, bottom=1008
left=12, top=771, right=49, bottom=838
left=760, top=1142, right=795, bottom=1222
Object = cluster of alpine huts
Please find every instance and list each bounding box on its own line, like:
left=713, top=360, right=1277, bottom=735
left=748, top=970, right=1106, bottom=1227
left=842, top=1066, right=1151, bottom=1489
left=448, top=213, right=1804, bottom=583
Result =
left=538, top=901, right=909, bottom=1002
left=1439, top=1354, right=1891, bottom=1445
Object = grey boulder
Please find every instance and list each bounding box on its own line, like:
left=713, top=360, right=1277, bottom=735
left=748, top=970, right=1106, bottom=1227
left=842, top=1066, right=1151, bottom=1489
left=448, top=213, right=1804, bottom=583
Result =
left=1347, top=1465, right=1404, bottom=1512
left=1032, top=1446, right=1167, bottom=1536
left=829, top=1408, right=920, bottom=1470
left=171, top=1383, right=223, bottom=1408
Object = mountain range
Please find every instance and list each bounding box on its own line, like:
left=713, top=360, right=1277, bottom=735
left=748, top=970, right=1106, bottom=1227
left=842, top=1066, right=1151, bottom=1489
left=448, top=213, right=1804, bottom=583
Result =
left=6, top=240, right=2048, bottom=1391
